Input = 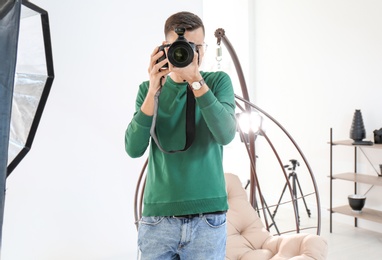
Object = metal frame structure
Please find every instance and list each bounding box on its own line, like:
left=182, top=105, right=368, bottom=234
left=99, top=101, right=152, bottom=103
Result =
left=134, top=28, right=321, bottom=235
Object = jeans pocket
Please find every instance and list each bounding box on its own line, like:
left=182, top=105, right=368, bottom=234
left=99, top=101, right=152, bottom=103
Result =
left=139, top=216, right=164, bottom=226
left=204, top=213, right=226, bottom=228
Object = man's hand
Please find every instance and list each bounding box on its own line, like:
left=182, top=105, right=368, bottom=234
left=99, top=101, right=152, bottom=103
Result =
left=148, top=46, right=170, bottom=96
left=141, top=46, right=170, bottom=116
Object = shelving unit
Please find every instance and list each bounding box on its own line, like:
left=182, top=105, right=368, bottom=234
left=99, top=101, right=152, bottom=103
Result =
left=329, top=128, right=382, bottom=232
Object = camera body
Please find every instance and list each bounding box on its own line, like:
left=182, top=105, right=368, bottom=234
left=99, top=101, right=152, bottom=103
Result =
left=374, top=128, right=382, bottom=144
left=284, top=159, right=300, bottom=171
left=157, top=27, right=198, bottom=68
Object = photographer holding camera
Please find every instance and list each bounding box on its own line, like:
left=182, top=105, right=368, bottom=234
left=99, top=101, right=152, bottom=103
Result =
left=125, top=11, right=236, bottom=259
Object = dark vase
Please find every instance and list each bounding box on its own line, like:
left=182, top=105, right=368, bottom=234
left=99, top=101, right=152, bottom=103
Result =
left=349, top=109, right=366, bottom=142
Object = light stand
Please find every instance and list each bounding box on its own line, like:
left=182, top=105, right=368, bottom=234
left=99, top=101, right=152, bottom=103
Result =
left=236, top=110, right=281, bottom=234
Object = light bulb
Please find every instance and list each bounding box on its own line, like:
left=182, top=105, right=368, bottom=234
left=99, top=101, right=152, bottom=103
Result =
left=237, top=111, right=263, bottom=134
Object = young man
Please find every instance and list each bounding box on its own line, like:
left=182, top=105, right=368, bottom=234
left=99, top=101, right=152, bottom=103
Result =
left=125, top=11, right=236, bottom=259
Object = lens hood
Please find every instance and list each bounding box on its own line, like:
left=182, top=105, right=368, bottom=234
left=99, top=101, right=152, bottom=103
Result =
left=167, top=39, right=195, bottom=68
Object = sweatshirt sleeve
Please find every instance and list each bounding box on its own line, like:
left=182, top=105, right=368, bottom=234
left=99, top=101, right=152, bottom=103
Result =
left=125, top=82, right=152, bottom=158
left=196, top=72, right=236, bottom=145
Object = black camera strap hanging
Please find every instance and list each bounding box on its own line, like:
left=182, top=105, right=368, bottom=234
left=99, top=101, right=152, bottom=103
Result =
left=150, top=85, right=196, bottom=154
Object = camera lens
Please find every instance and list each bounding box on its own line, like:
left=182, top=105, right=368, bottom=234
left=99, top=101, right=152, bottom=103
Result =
left=168, top=41, right=195, bottom=68
left=173, top=47, right=189, bottom=64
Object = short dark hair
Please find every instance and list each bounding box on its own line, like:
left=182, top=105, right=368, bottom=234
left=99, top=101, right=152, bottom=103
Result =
left=164, top=11, right=205, bottom=38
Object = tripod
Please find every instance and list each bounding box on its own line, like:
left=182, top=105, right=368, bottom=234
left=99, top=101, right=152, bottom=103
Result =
left=272, top=159, right=311, bottom=225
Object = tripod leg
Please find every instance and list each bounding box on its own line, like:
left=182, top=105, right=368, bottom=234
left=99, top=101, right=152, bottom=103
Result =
left=272, top=177, right=290, bottom=219
left=291, top=173, right=300, bottom=226
left=295, top=175, right=311, bottom=218
left=263, top=198, right=281, bottom=235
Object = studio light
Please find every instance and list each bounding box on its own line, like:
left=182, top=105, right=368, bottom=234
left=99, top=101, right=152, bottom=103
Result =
left=0, top=0, right=53, bottom=245
left=6, top=0, right=54, bottom=177
left=236, top=111, right=263, bottom=135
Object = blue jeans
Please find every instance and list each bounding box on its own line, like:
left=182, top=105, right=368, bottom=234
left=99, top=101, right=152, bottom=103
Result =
left=137, top=213, right=226, bottom=260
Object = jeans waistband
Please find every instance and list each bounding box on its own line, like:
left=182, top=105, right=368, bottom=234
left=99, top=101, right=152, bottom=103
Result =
left=172, top=210, right=226, bottom=219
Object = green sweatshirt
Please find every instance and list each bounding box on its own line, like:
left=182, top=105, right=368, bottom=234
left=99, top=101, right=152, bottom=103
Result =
left=125, top=71, right=236, bottom=216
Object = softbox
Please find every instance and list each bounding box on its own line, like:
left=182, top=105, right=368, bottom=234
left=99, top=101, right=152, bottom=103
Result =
left=6, top=0, right=54, bottom=176
left=0, top=0, right=53, bottom=245
left=0, top=0, right=21, bottom=246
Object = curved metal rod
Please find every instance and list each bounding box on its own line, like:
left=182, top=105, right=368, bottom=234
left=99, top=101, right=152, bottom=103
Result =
left=133, top=95, right=320, bottom=234
left=235, top=95, right=321, bottom=234
left=236, top=100, right=299, bottom=233
left=215, top=28, right=321, bottom=235
left=236, top=122, right=269, bottom=229
left=134, top=158, right=148, bottom=230
left=215, top=28, right=259, bottom=208
left=215, top=28, right=250, bottom=103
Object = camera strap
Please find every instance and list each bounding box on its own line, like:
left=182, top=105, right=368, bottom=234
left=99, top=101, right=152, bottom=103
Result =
left=150, top=85, right=196, bottom=154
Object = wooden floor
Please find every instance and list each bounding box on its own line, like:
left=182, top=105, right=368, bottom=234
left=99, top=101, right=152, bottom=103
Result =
left=320, top=218, right=382, bottom=259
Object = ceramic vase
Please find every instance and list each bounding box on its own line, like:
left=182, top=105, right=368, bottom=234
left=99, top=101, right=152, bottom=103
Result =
left=349, top=109, right=366, bottom=143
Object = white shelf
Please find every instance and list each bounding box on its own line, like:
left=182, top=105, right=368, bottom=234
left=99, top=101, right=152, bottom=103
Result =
left=332, top=140, right=382, bottom=149
left=332, top=172, right=382, bottom=186
left=332, top=205, right=382, bottom=224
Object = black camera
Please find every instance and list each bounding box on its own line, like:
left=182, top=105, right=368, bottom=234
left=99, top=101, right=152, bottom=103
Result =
left=157, top=27, right=197, bottom=68
left=284, top=159, right=300, bottom=171
left=374, top=128, right=382, bottom=144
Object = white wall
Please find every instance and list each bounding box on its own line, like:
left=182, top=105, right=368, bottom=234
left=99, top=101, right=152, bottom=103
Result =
left=252, top=0, right=382, bottom=233
left=2, top=1, right=203, bottom=259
